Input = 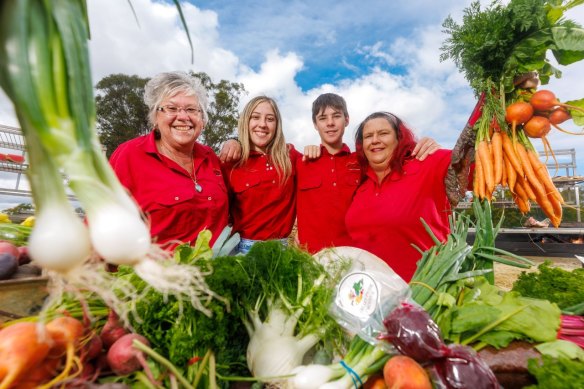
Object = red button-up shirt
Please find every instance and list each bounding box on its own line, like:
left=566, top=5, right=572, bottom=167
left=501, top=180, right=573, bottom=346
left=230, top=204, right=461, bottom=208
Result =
left=110, top=131, right=229, bottom=247
left=345, top=149, right=452, bottom=282
left=223, top=146, right=300, bottom=240
left=296, top=144, right=361, bottom=253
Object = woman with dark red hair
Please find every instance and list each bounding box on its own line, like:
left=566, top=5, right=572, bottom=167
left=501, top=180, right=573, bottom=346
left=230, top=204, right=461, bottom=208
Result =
left=345, top=112, right=453, bottom=282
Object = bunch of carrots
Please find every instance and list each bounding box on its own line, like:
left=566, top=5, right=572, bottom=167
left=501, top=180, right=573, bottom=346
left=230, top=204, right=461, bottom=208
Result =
left=0, top=316, right=86, bottom=389
left=472, top=88, right=584, bottom=228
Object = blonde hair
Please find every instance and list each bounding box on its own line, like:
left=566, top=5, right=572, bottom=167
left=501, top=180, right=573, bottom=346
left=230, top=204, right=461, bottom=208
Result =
left=237, top=96, right=292, bottom=183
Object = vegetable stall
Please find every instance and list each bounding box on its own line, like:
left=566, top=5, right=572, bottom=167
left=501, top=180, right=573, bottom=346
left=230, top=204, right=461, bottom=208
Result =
left=1, top=0, right=584, bottom=388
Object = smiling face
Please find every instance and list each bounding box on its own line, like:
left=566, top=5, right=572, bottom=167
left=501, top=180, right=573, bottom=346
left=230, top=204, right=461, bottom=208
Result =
left=156, top=92, right=204, bottom=152
left=362, top=117, right=398, bottom=172
left=314, top=106, right=348, bottom=152
left=249, top=101, right=277, bottom=153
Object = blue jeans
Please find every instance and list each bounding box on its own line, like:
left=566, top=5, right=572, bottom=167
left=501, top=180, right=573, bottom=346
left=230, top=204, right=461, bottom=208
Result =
left=236, top=238, right=288, bottom=254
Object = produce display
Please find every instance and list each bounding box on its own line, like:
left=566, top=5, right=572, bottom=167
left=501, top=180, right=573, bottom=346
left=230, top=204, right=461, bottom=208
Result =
left=0, top=0, right=583, bottom=388
left=441, top=0, right=584, bottom=226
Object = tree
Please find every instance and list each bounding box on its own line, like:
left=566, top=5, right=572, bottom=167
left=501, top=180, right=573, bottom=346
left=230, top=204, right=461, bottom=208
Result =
left=95, top=72, right=246, bottom=157
left=192, top=72, right=247, bottom=153
left=95, top=74, right=150, bottom=157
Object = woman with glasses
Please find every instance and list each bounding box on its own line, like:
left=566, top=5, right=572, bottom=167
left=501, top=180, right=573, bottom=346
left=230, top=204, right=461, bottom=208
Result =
left=222, top=96, right=301, bottom=254
left=110, top=71, right=233, bottom=248
left=345, top=112, right=455, bottom=282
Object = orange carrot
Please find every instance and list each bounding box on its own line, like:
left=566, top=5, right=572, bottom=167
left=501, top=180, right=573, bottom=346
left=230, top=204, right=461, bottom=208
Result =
left=527, top=149, right=564, bottom=205
left=517, top=175, right=537, bottom=202
left=516, top=143, right=547, bottom=198
left=478, top=140, right=495, bottom=195
left=547, top=192, right=563, bottom=227
left=42, top=316, right=85, bottom=388
left=0, top=322, right=51, bottom=389
left=501, top=152, right=508, bottom=187
left=514, top=180, right=531, bottom=209
left=491, top=132, right=503, bottom=185
left=514, top=194, right=530, bottom=214
left=474, top=149, right=485, bottom=200
left=501, top=132, right=524, bottom=177
left=504, top=154, right=516, bottom=193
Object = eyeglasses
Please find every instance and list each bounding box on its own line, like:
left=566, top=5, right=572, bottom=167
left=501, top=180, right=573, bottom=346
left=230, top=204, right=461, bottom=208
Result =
left=157, top=105, right=203, bottom=117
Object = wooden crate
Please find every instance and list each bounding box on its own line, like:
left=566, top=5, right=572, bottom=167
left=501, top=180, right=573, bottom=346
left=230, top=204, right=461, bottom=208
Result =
left=0, top=276, right=48, bottom=323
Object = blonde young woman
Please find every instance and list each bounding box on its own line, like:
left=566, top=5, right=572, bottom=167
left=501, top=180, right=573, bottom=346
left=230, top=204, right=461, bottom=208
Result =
left=222, top=96, right=301, bottom=253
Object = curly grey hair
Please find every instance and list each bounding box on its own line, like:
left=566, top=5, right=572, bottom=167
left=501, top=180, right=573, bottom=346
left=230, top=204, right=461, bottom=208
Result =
left=143, top=71, right=209, bottom=128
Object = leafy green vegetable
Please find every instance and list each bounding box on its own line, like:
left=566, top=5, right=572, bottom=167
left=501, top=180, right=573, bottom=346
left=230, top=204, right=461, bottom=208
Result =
left=512, top=261, right=584, bottom=309
left=437, top=277, right=561, bottom=349
left=536, top=339, right=584, bottom=361
left=440, top=0, right=584, bottom=94
left=526, top=355, right=584, bottom=388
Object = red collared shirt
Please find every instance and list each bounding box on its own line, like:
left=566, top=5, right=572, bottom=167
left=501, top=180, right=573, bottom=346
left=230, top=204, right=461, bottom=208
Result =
left=223, top=146, right=300, bottom=240
left=296, top=144, right=361, bottom=253
left=345, top=149, right=453, bottom=282
left=109, top=131, right=229, bottom=247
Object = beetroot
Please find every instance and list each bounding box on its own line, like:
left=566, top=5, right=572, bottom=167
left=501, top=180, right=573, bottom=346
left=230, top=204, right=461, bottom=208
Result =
left=382, top=302, right=448, bottom=362
left=106, top=333, right=150, bottom=376
left=83, top=332, right=103, bottom=362
left=100, top=310, right=129, bottom=349
left=432, top=344, right=499, bottom=389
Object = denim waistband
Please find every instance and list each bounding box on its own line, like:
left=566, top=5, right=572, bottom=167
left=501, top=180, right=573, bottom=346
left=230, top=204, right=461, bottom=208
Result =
left=237, top=237, right=288, bottom=254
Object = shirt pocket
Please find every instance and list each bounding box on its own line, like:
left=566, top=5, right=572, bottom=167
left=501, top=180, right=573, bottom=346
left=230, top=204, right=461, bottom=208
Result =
left=298, top=175, right=322, bottom=191
left=230, top=173, right=261, bottom=194
left=344, top=169, right=361, bottom=187
left=150, top=187, right=196, bottom=209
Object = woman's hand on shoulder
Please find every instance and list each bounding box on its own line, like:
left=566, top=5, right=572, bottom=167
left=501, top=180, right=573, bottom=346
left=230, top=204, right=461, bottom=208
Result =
left=412, top=137, right=440, bottom=161
left=302, top=145, right=321, bottom=161
left=219, top=138, right=242, bottom=163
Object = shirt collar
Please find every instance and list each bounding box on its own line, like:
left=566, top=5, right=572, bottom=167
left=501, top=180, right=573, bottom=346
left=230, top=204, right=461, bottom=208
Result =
left=321, top=143, right=351, bottom=156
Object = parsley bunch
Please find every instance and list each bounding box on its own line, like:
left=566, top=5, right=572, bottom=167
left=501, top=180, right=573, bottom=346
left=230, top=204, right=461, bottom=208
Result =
left=512, top=261, right=584, bottom=309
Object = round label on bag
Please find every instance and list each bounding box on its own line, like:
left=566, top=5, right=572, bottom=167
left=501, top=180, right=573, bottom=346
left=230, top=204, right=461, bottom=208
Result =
left=335, top=272, right=379, bottom=320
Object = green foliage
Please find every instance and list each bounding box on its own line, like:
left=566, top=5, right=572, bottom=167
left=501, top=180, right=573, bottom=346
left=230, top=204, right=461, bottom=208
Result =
left=511, top=261, right=584, bottom=309
left=437, top=277, right=562, bottom=348
left=95, top=71, right=246, bottom=157
left=440, top=0, right=584, bottom=94
left=192, top=71, right=247, bottom=153
left=112, top=238, right=346, bottom=380
left=95, top=74, right=150, bottom=158
left=526, top=355, right=584, bottom=389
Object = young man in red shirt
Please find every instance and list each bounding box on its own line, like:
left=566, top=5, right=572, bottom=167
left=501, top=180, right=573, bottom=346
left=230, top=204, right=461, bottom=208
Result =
left=295, top=93, right=439, bottom=253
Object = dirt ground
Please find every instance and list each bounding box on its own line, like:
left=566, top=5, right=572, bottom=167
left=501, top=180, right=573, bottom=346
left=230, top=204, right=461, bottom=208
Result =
left=494, top=255, right=583, bottom=291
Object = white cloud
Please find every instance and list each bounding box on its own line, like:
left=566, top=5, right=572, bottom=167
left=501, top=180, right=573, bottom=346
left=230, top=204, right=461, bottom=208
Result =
left=0, top=0, right=582, bottom=182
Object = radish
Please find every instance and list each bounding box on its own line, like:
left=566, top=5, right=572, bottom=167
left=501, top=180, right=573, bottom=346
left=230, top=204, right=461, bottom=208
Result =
left=530, top=90, right=584, bottom=113
left=523, top=116, right=551, bottom=138
left=106, top=333, right=151, bottom=376
left=0, top=241, right=19, bottom=258
left=100, top=310, right=129, bottom=349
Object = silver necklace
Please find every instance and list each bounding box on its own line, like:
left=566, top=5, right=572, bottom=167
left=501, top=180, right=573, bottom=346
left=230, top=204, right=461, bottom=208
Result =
left=190, top=155, right=203, bottom=193
left=160, top=142, right=202, bottom=193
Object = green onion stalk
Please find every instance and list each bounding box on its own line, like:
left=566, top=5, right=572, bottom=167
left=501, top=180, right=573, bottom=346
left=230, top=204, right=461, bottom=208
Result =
left=0, top=0, right=218, bottom=317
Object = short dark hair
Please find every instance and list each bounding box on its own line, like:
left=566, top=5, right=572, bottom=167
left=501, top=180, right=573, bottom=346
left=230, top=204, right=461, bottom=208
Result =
left=311, top=93, right=349, bottom=123
left=354, top=112, right=417, bottom=177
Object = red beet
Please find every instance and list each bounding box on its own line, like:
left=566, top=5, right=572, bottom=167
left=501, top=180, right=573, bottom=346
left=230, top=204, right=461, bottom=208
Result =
left=382, top=302, right=448, bottom=362
left=106, top=333, right=150, bottom=376
left=100, top=310, right=129, bottom=349
left=433, top=344, right=499, bottom=389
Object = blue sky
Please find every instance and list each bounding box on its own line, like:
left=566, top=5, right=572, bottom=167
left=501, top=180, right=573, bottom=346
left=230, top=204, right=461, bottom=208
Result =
left=0, top=0, right=583, bottom=210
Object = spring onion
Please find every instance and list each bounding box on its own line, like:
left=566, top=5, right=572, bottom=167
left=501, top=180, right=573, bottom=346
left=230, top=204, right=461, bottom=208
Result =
left=0, top=0, right=216, bottom=316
